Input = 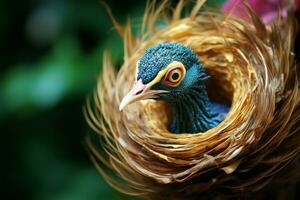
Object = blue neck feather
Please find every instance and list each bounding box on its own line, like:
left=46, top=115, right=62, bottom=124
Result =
left=167, top=81, right=225, bottom=133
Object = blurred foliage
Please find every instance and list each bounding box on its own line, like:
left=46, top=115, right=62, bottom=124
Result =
left=0, top=0, right=225, bottom=200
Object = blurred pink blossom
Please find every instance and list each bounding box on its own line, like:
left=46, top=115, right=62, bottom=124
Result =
left=222, top=0, right=299, bottom=24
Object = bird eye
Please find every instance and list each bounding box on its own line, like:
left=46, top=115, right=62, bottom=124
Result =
left=169, top=69, right=181, bottom=82
left=162, top=64, right=185, bottom=87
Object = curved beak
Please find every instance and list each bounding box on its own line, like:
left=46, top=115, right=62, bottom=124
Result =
left=119, top=79, right=166, bottom=111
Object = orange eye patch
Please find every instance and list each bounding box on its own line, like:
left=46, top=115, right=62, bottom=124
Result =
left=162, top=62, right=186, bottom=87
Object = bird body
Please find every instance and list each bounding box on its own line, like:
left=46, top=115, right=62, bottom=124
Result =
left=120, top=42, right=229, bottom=133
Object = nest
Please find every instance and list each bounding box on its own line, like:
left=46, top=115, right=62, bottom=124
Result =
left=85, top=1, right=300, bottom=199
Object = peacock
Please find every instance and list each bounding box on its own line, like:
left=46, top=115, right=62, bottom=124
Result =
left=85, top=0, right=300, bottom=199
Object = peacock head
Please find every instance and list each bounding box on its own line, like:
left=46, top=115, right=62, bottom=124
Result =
left=119, top=42, right=208, bottom=110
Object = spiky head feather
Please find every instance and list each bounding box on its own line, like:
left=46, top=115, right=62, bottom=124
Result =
left=138, top=42, right=202, bottom=84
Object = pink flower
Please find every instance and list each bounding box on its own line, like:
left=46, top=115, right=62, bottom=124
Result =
left=222, top=0, right=298, bottom=24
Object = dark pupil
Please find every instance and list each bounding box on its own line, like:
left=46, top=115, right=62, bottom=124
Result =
left=171, top=72, right=179, bottom=80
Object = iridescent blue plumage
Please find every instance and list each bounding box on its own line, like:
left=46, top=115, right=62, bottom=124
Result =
left=138, top=43, right=205, bottom=84
left=137, top=42, right=229, bottom=133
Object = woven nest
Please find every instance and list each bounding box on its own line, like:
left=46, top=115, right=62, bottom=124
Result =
left=85, top=1, right=300, bottom=199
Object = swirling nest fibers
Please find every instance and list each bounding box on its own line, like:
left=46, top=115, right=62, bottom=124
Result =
left=85, top=1, right=300, bottom=199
